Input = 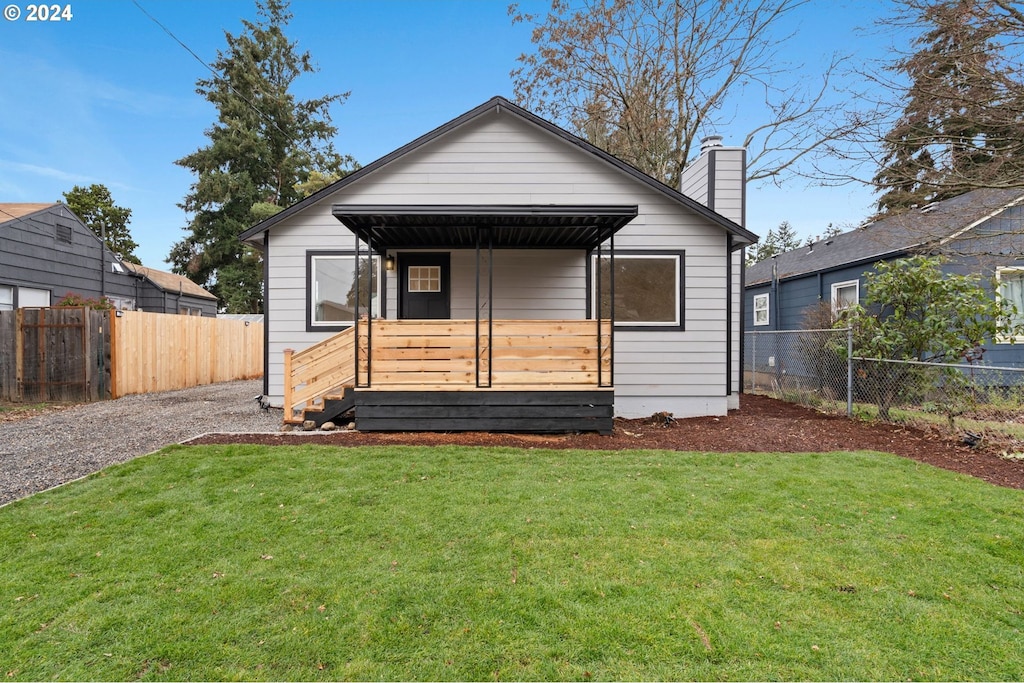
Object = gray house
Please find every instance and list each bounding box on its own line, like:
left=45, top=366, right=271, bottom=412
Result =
left=1, top=202, right=218, bottom=316
left=240, top=96, right=756, bottom=432
left=744, top=187, right=1024, bottom=367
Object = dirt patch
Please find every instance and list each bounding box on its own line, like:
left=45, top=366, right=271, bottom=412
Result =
left=186, top=394, right=1024, bottom=491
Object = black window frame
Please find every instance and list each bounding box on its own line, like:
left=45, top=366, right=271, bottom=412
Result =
left=586, top=250, right=686, bottom=331
left=306, top=250, right=385, bottom=333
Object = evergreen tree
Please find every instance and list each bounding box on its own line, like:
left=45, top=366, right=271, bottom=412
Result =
left=170, top=0, right=354, bottom=313
left=874, top=0, right=1024, bottom=213
left=745, top=221, right=802, bottom=267
left=62, top=184, right=140, bottom=264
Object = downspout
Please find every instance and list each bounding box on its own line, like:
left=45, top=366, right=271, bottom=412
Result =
left=739, top=244, right=746, bottom=394
left=100, top=221, right=106, bottom=300
left=771, top=256, right=779, bottom=330
left=262, top=230, right=270, bottom=397
left=726, top=235, right=733, bottom=396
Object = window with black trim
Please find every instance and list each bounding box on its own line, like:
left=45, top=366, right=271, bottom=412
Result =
left=593, top=253, right=683, bottom=327
left=309, top=253, right=381, bottom=327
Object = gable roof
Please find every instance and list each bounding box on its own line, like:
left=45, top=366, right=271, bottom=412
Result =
left=745, top=187, right=1024, bottom=286
left=123, top=262, right=218, bottom=301
left=239, top=96, right=757, bottom=247
left=0, top=203, right=60, bottom=224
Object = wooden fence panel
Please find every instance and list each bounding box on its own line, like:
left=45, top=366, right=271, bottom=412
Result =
left=0, top=310, right=16, bottom=401
left=110, top=311, right=263, bottom=398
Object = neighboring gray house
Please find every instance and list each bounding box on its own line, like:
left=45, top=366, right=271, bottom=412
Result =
left=122, top=262, right=219, bottom=316
left=240, top=96, right=756, bottom=432
left=744, top=187, right=1024, bottom=367
left=1, top=202, right=218, bottom=316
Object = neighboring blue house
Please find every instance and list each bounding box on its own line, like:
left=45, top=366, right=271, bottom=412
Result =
left=744, top=188, right=1024, bottom=368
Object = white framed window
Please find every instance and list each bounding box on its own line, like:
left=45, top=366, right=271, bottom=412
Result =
left=18, top=287, right=50, bottom=308
left=0, top=285, right=12, bottom=311
left=831, top=280, right=859, bottom=314
left=309, top=253, right=381, bottom=328
left=753, top=293, right=769, bottom=326
left=593, top=253, right=683, bottom=327
left=997, top=267, right=1024, bottom=343
left=407, top=265, right=441, bottom=293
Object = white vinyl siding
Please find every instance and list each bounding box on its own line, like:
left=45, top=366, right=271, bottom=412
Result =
left=262, top=110, right=736, bottom=416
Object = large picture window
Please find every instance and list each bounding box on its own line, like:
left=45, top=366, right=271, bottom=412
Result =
left=593, top=253, right=683, bottom=327
left=997, top=267, right=1024, bottom=342
left=309, top=253, right=381, bottom=328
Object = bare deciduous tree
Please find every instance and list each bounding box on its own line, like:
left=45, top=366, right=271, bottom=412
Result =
left=509, top=0, right=852, bottom=188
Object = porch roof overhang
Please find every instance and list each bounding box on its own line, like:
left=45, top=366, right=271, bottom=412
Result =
left=332, top=204, right=638, bottom=250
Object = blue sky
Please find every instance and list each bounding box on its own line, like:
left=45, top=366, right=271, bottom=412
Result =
left=0, top=0, right=895, bottom=268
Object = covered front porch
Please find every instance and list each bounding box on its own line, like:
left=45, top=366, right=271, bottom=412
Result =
left=283, top=204, right=637, bottom=433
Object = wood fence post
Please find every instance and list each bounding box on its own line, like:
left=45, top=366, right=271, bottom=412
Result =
left=14, top=307, right=23, bottom=401
left=109, top=309, right=119, bottom=399
left=283, top=348, right=294, bottom=419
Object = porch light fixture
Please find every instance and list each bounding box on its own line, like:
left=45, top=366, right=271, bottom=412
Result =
left=385, top=255, right=396, bottom=271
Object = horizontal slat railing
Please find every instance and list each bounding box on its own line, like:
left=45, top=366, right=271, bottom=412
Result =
left=283, top=326, right=358, bottom=422
left=284, top=319, right=612, bottom=421
left=364, top=319, right=611, bottom=388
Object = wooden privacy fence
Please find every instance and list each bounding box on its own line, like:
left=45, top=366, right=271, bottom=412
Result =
left=0, top=308, right=263, bottom=402
left=0, top=307, right=111, bottom=402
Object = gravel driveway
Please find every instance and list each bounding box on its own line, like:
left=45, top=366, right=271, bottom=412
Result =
left=0, top=379, right=281, bottom=506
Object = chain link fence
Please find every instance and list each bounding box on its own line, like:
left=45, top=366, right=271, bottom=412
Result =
left=745, top=329, right=853, bottom=415
left=745, top=329, right=1024, bottom=447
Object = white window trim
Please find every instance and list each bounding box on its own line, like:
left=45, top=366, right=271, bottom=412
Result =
left=309, top=253, right=381, bottom=329
left=591, top=253, right=682, bottom=327
left=996, top=266, right=1024, bottom=343
left=831, top=280, right=860, bottom=313
left=753, top=293, right=769, bottom=326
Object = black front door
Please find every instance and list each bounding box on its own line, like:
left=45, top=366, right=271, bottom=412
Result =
left=399, top=253, right=450, bottom=319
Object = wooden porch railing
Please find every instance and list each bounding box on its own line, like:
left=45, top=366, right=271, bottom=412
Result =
left=283, top=326, right=358, bottom=421
left=284, top=319, right=612, bottom=420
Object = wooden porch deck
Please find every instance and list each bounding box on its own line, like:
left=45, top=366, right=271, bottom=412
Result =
left=283, top=319, right=613, bottom=432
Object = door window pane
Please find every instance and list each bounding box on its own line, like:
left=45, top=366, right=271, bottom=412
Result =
left=408, top=265, right=441, bottom=293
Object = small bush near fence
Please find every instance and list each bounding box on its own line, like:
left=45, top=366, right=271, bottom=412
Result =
left=745, top=329, right=1024, bottom=448
left=0, top=308, right=263, bottom=403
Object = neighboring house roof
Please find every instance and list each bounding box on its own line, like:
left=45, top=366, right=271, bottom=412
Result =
left=123, top=262, right=218, bottom=301
left=0, top=202, right=60, bottom=223
left=239, top=95, right=758, bottom=248
left=746, top=188, right=1024, bottom=286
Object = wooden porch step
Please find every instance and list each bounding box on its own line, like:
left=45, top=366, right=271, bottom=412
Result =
left=300, top=386, right=356, bottom=427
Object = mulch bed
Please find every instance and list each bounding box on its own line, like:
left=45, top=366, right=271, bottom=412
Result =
left=186, top=394, right=1024, bottom=491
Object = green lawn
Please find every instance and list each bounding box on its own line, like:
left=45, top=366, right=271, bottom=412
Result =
left=1, top=445, right=1022, bottom=681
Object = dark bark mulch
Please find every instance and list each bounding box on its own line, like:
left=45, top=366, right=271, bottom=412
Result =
left=186, top=394, right=1024, bottom=491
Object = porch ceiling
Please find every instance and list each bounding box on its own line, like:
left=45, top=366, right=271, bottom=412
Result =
left=332, top=204, right=638, bottom=250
